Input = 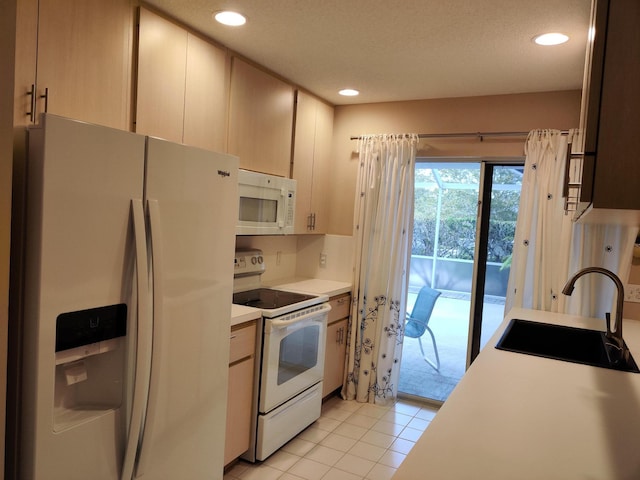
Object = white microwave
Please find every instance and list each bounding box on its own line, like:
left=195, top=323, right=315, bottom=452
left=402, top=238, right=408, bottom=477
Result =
left=237, top=170, right=296, bottom=235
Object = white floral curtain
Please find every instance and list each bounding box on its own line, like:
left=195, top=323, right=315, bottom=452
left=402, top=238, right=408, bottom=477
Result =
left=342, top=133, right=417, bottom=405
left=506, top=129, right=637, bottom=318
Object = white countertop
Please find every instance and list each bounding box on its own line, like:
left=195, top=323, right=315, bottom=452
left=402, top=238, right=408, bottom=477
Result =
left=393, top=308, right=640, bottom=480
left=269, top=278, right=352, bottom=298
left=230, top=304, right=261, bottom=327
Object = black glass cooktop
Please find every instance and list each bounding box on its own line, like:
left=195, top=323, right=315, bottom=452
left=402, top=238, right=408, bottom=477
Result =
left=233, top=288, right=316, bottom=310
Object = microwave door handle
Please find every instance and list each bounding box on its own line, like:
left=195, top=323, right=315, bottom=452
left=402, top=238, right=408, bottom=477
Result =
left=269, top=304, right=332, bottom=328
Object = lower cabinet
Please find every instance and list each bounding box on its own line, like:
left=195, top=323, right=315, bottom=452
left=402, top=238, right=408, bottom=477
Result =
left=323, top=294, right=351, bottom=397
left=224, top=320, right=257, bottom=466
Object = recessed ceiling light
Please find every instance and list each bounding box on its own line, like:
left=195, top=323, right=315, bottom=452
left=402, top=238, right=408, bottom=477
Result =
left=533, top=33, right=569, bottom=46
left=339, top=89, right=359, bottom=97
left=213, top=11, right=246, bottom=26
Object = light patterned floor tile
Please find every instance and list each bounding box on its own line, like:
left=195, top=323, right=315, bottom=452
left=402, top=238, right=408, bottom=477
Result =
left=333, top=453, right=375, bottom=477
left=371, top=419, right=404, bottom=436
left=320, top=433, right=358, bottom=452
left=365, top=463, right=396, bottom=480
left=347, top=441, right=387, bottom=462
left=288, top=458, right=332, bottom=480
left=414, top=407, right=438, bottom=421
left=331, top=400, right=363, bottom=413
left=298, top=425, right=332, bottom=443
left=391, top=401, right=422, bottom=416
left=380, top=410, right=413, bottom=426
left=344, top=413, right=379, bottom=429
left=315, top=416, right=342, bottom=432
left=378, top=449, right=406, bottom=468
left=360, top=430, right=395, bottom=449
left=264, top=450, right=302, bottom=471
left=322, top=407, right=354, bottom=422
left=305, top=445, right=345, bottom=467
left=234, top=394, right=439, bottom=480
left=320, top=467, right=363, bottom=480
left=237, top=463, right=283, bottom=480
left=406, top=417, right=430, bottom=431
left=357, top=404, right=390, bottom=419
left=225, top=462, right=250, bottom=478
left=333, top=422, right=368, bottom=440
left=389, top=438, right=415, bottom=455
left=279, top=473, right=306, bottom=480
left=397, top=426, right=423, bottom=442
left=282, top=438, right=317, bottom=456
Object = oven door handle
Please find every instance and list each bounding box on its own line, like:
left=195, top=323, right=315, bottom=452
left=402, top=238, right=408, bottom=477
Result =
left=269, top=303, right=332, bottom=329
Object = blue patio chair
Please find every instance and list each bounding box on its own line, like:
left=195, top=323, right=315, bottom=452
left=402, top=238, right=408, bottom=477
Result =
left=405, top=286, right=441, bottom=372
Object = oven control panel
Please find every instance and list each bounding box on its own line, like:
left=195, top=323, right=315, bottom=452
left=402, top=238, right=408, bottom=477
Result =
left=234, top=248, right=265, bottom=277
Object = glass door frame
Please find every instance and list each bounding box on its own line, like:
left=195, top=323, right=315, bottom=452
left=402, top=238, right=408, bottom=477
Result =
left=467, top=159, right=525, bottom=367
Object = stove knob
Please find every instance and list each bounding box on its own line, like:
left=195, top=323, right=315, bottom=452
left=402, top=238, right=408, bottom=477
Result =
left=251, top=256, right=257, bottom=265
left=257, top=256, right=264, bottom=264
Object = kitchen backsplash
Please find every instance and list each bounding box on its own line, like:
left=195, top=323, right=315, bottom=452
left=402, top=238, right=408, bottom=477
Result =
left=235, top=234, right=354, bottom=284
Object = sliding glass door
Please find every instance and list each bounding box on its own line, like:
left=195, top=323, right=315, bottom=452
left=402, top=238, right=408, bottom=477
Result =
left=398, top=160, right=523, bottom=403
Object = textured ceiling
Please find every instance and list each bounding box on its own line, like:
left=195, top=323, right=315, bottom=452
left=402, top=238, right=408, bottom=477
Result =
left=142, top=0, right=591, bottom=105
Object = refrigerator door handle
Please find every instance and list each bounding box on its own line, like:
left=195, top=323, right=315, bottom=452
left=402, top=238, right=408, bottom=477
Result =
left=121, top=199, right=153, bottom=480
left=134, top=198, right=164, bottom=477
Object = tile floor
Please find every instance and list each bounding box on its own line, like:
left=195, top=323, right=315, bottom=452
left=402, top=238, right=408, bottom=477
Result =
left=223, top=395, right=439, bottom=480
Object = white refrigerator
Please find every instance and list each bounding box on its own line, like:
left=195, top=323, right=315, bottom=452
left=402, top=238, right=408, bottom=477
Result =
left=16, top=114, right=238, bottom=479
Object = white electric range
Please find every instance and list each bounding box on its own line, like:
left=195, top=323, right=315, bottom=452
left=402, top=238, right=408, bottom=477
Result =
left=232, top=249, right=330, bottom=461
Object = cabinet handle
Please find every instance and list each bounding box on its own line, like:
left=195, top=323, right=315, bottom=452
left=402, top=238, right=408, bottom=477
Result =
left=40, top=87, right=49, bottom=113
left=26, top=84, right=36, bottom=122
left=312, top=213, right=316, bottom=230
left=307, top=213, right=313, bottom=230
left=229, top=334, right=237, bottom=340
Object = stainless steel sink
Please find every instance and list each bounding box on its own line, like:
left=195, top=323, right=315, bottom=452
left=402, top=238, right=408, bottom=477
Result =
left=495, top=318, right=640, bottom=373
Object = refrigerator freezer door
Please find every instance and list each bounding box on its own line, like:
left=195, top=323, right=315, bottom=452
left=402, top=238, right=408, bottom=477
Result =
left=21, top=114, right=146, bottom=479
left=134, top=137, right=239, bottom=478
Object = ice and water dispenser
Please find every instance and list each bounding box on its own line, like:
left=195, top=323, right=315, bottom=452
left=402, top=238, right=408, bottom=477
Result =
left=53, top=304, right=127, bottom=431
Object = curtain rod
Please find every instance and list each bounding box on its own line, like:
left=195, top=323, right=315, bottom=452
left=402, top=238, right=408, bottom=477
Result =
left=349, top=130, right=570, bottom=141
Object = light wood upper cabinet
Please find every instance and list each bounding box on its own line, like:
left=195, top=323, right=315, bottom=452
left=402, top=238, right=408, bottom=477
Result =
left=15, top=0, right=133, bottom=131
left=136, top=7, right=228, bottom=152
left=292, top=91, right=334, bottom=234
left=228, top=58, right=295, bottom=177
left=136, top=7, right=187, bottom=143
left=183, top=34, right=229, bottom=152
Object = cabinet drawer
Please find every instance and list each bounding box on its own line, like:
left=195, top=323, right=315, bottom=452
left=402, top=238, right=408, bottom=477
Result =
left=229, top=321, right=257, bottom=364
left=328, top=294, right=351, bottom=323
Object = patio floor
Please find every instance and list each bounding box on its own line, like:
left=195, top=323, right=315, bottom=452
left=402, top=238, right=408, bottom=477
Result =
left=398, top=292, right=506, bottom=403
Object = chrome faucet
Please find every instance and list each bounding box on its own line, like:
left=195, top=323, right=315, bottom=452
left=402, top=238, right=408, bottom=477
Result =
left=562, top=267, right=629, bottom=364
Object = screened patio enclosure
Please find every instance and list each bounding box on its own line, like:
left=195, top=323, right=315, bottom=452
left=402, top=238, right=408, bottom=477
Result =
left=399, top=161, right=524, bottom=403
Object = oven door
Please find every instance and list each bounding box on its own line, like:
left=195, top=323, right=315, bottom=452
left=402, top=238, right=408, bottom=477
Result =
left=259, top=304, right=330, bottom=413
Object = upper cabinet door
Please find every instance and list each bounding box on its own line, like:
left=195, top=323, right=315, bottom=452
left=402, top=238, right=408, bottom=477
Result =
left=292, top=91, right=334, bottom=234
left=292, top=91, right=317, bottom=233
left=183, top=34, right=229, bottom=153
left=135, top=7, right=187, bottom=143
left=136, top=7, right=229, bottom=151
left=228, top=58, right=294, bottom=178
left=311, top=99, right=334, bottom=233
left=36, top=0, right=133, bottom=130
